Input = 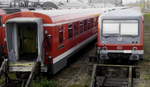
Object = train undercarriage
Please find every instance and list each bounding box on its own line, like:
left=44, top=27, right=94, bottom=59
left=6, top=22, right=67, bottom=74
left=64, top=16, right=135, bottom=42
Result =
left=96, top=48, right=144, bottom=64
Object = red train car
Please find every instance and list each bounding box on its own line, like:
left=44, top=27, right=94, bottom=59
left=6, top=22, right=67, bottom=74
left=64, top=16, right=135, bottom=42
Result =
left=97, top=8, right=144, bottom=63
left=3, top=10, right=99, bottom=74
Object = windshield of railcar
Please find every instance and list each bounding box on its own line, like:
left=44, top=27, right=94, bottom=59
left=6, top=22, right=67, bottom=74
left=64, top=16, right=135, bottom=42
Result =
left=102, top=20, right=139, bottom=36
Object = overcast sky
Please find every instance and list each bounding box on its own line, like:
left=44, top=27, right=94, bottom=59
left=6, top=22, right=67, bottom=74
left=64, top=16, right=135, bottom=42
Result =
left=122, top=0, right=139, bottom=4
left=42, top=0, right=139, bottom=4
left=1, top=0, right=140, bottom=4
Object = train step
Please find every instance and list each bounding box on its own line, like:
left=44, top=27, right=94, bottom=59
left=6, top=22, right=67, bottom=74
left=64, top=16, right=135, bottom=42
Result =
left=0, top=60, right=41, bottom=87
left=9, top=62, right=35, bottom=72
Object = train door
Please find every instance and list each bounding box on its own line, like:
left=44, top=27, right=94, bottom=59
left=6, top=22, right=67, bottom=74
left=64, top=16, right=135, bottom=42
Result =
left=6, top=18, right=44, bottom=64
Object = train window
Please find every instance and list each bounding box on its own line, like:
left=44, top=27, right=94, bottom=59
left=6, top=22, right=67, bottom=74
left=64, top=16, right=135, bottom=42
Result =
left=84, top=20, right=87, bottom=31
left=88, top=19, right=91, bottom=30
left=94, top=18, right=98, bottom=26
left=90, top=18, right=94, bottom=29
left=68, top=24, right=73, bottom=39
left=103, top=21, right=119, bottom=35
left=59, top=26, right=64, bottom=44
left=0, top=16, right=2, bottom=26
left=120, top=20, right=138, bottom=36
left=74, top=22, right=78, bottom=36
left=103, top=20, right=139, bottom=36
left=80, top=21, right=84, bottom=33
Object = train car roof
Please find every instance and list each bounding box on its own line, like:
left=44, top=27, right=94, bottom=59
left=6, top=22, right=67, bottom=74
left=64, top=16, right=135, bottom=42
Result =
left=32, top=8, right=102, bottom=16
left=101, top=7, right=143, bottom=19
left=33, top=9, right=101, bottom=23
left=4, top=8, right=102, bottom=24
left=5, top=7, right=126, bottom=24
left=31, top=7, right=125, bottom=17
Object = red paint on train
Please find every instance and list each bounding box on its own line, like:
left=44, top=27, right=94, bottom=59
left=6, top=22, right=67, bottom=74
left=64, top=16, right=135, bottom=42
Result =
left=3, top=10, right=100, bottom=74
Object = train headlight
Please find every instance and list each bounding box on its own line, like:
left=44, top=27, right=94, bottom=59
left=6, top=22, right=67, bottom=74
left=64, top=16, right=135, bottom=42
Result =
left=45, top=30, right=48, bottom=34
left=133, top=47, right=137, bottom=51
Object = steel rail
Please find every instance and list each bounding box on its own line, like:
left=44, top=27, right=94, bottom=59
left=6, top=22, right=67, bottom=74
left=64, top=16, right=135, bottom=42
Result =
left=90, top=64, right=140, bottom=87
left=25, top=61, right=40, bottom=87
left=0, top=59, right=8, bottom=76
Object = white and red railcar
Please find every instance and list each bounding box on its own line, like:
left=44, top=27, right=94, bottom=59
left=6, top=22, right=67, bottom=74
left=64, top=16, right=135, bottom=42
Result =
left=97, top=8, right=144, bottom=62
left=3, top=10, right=99, bottom=74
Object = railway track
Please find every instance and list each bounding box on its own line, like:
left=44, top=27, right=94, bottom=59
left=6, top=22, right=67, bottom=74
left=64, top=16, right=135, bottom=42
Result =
left=0, top=40, right=146, bottom=87
left=90, top=64, right=140, bottom=87
left=0, top=59, right=40, bottom=87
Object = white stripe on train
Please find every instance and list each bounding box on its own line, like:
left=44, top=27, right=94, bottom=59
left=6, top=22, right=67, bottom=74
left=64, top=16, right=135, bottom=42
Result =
left=53, top=34, right=97, bottom=64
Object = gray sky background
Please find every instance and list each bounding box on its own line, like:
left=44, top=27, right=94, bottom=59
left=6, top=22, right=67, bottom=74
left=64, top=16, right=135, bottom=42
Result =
left=123, top=0, right=139, bottom=4
left=1, top=0, right=140, bottom=4
left=42, top=0, right=138, bottom=4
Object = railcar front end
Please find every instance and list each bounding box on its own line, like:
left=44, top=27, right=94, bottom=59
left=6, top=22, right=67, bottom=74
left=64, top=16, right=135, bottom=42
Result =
left=97, top=9, right=144, bottom=62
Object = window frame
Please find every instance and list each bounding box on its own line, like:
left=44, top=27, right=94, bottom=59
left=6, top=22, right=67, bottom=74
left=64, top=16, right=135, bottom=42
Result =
left=103, top=22, right=120, bottom=36
left=74, top=22, right=79, bottom=36
left=90, top=18, right=94, bottom=29
left=84, top=20, right=88, bottom=31
left=58, top=25, right=64, bottom=44
left=102, top=19, right=140, bottom=37
left=94, top=17, right=98, bottom=27
left=0, top=16, right=2, bottom=27
left=79, top=21, right=84, bottom=33
left=87, top=19, right=91, bottom=30
left=68, top=23, right=73, bottom=39
left=120, top=22, right=139, bottom=36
